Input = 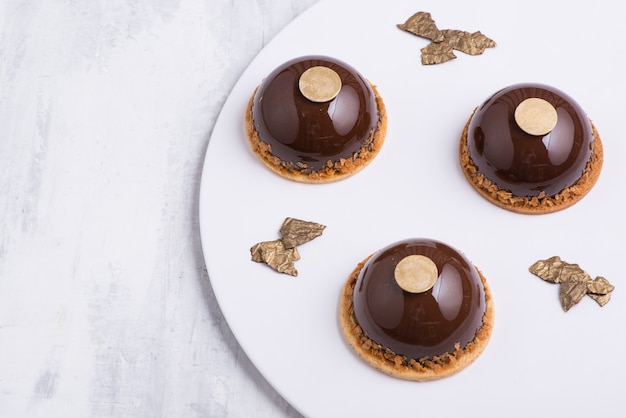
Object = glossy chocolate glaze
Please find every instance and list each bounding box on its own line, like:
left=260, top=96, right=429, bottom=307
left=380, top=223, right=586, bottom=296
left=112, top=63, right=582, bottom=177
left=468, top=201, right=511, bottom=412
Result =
left=467, top=83, right=594, bottom=197
left=251, top=56, right=378, bottom=171
left=352, top=239, right=486, bottom=360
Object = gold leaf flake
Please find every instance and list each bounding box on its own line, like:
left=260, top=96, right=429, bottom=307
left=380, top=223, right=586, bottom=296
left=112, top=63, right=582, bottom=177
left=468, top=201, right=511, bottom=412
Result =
left=528, top=256, right=590, bottom=284
left=250, top=239, right=300, bottom=276
left=559, top=281, right=588, bottom=312
left=398, top=12, right=497, bottom=65
left=587, top=276, right=615, bottom=295
left=251, top=217, right=326, bottom=276
left=588, top=292, right=612, bottom=307
left=279, top=217, right=326, bottom=249
left=441, top=30, right=496, bottom=55
left=529, top=256, right=615, bottom=312
left=397, top=12, right=444, bottom=42
left=421, top=42, right=456, bottom=65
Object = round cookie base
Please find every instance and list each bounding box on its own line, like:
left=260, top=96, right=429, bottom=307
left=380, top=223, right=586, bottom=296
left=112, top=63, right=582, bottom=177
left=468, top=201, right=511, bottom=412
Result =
left=245, top=84, right=387, bottom=183
left=338, top=255, right=494, bottom=382
left=459, top=110, right=604, bottom=214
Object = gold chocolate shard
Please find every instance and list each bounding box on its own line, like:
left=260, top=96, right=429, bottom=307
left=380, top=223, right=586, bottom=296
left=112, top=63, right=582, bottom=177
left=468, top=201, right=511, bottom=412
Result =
left=398, top=12, right=497, bottom=65
left=586, top=276, right=615, bottom=307
left=529, top=256, right=590, bottom=284
left=559, top=281, right=588, bottom=312
left=279, top=217, right=326, bottom=249
left=250, top=239, right=300, bottom=276
left=589, top=292, right=612, bottom=307
left=529, top=256, right=615, bottom=311
left=421, top=42, right=456, bottom=65
left=251, top=217, right=326, bottom=276
left=587, top=276, right=615, bottom=295
left=397, top=12, right=445, bottom=42
left=441, top=30, right=496, bottom=55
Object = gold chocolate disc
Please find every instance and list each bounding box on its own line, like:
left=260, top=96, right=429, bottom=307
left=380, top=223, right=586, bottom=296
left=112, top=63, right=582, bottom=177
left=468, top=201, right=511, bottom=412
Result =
left=515, top=97, right=558, bottom=136
left=299, top=66, right=342, bottom=103
left=394, top=255, right=439, bottom=293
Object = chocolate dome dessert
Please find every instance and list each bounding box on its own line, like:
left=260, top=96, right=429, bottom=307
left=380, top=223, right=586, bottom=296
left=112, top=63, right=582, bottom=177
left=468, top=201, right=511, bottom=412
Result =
left=459, top=83, right=603, bottom=214
left=339, top=238, right=494, bottom=381
left=245, top=55, right=387, bottom=183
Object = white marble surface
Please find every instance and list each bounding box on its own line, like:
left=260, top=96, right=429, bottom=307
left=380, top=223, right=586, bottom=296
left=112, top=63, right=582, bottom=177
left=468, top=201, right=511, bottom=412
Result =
left=0, top=0, right=317, bottom=416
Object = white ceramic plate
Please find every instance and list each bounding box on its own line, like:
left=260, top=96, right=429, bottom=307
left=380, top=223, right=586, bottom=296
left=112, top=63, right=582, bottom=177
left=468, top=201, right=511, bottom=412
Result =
left=199, top=0, right=626, bottom=416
